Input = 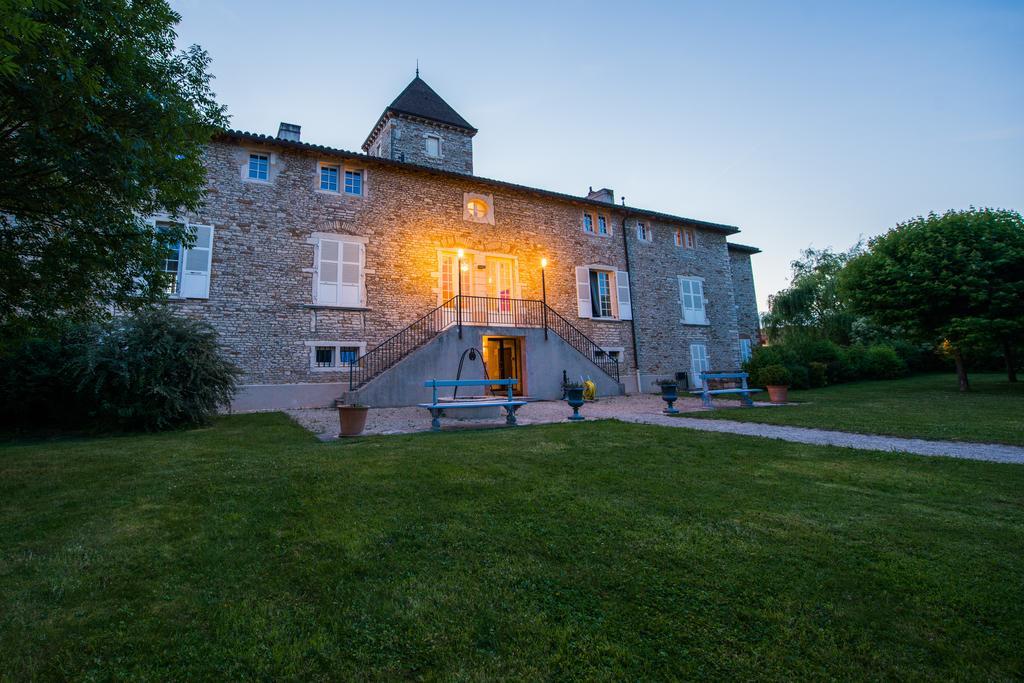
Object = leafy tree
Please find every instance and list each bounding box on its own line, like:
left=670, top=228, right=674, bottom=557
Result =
left=0, top=0, right=227, bottom=345
left=762, top=243, right=863, bottom=344
left=839, top=208, right=1024, bottom=391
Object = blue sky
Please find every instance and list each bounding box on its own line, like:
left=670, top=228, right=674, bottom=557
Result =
left=170, top=0, right=1023, bottom=310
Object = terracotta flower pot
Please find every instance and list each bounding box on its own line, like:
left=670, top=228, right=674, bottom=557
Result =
left=338, top=404, right=369, bottom=437
left=766, top=385, right=789, bottom=404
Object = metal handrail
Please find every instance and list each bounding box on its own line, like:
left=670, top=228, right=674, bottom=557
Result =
left=348, top=295, right=621, bottom=390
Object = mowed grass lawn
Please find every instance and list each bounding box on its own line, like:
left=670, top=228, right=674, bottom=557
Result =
left=685, top=373, right=1024, bottom=445
left=2, top=415, right=1023, bottom=679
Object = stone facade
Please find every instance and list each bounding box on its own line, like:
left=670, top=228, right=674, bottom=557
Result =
left=365, top=116, right=474, bottom=175
left=167, top=78, right=759, bottom=409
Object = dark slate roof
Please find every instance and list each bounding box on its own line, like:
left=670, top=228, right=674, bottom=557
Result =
left=217, top=129, right=743, bottom=235
left=386, top=77, right=476, bottom=132
left=727, top=242, right=761, bottom=254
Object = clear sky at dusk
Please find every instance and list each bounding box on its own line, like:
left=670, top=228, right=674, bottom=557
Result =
left=170, top=0, right=1023, bottom=311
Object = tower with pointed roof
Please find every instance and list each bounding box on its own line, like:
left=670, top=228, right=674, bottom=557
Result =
left=362, top=75, right=477, bottom=174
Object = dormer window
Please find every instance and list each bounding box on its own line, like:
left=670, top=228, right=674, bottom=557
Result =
left=425, top=135, right=441, bottom=157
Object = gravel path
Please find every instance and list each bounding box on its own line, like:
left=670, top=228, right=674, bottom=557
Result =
left=286, top=393, right=1024, bottom=465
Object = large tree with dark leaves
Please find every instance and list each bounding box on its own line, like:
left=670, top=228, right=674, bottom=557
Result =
left=0, top=0, right=226, bottom=344
left=839, top=208, right=1024, bottom=391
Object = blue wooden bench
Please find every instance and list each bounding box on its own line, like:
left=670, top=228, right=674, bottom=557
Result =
left=418, top=379, right=527, bottom=432
left=692, top=372, right=757, bottom=408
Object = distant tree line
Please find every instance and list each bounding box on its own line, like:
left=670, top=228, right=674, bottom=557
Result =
left=751, top=208, right=1023, bottom=392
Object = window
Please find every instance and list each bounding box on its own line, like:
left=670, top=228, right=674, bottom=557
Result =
left=636, top=222, right=651, bottom=241
left=320, top=164, right=339, bottom=192
left=583, top=213, right=594, bottom=233
left=314, top=237, right=364, bottom=307
left=597, top=348, right=624, bottom=363
left=740, top=337, right=752, bottom=363
left=248, top=153, right=269, bottom=180
left=162, top=241, right=181, bottom=295
left=574, top=266, right=632, bottom=320
left=598, top=216, right=608, bottom=235
left=307, top=342, right=365, bottom=371
left=425, top=135, right=441, bottom=157
left=675, top=227, right=696, bottom=249
left=155, top=219, right=214, bottom=299
left=463, top=194, right=494, bottom=224
left=315, top=346, right=335, bottom=367
left=690, top=343, right=711, bottom=388
left=591, top=270, right=613, bottom=318
left=344, top=170, right=362, bottom=196
left=679, top=276, right=707, bottom=325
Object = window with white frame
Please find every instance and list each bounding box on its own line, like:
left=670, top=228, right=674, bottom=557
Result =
left=739, top=337, right=752, bottom=363
left=155, top=219, right=214, bottom=299
left=248, top=153, right=269, bottom=180
left=675, top=227, right=696, bottom=249
left=425, top=135, right=441, bottom=157
left=679, top=276, right=707, bottom=324
left=598, top=216, right=608, bottom=235
left=314, top=237, right=365, bottom=307
left=690, top=343, right=711, bottom=388
left=307, top=341, right=366, bottom=371
left=636, top=222, right=652, bottom=241
left=319, top=163, right=340, bottom=192
left=344, top=170, right=363, bottom=196
left=574, top=266, right=632, bottom=320
left=583, top=213, right=594, bottom=233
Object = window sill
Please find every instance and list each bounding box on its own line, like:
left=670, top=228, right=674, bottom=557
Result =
left=167, top=295, right=209, bottom=302
left=591, top=316, right=624, bottom=322
left=583, top=232, right=613, bottom=238
left=242, top=178, right=271, bottom=185
left=681, top=321, right=710, bottom=327
left=305, top=304, right=371, bottom=311
left=310, top=367, right=356, bottom=374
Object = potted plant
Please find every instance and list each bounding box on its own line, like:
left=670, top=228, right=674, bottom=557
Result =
left=338, top=402, right=370, bottom=437
left=563, top=381, right=586, bottom=421
left=654, top=378, right=680, bottom=414
left=757, top=365, right=791, bottom=404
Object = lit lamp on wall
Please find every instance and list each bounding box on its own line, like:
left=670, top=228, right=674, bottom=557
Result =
left=540, top=257, right=549, bottom=340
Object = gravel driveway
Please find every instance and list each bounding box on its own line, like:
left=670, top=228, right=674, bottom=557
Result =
left=286, top=394, right=1024, bottom=465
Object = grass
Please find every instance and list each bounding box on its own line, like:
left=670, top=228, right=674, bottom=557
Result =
left=1, top=415, right=1023, bottom=679
left=684, top=373, right=1024, bottom=445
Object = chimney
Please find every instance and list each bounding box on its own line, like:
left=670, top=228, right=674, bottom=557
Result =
left=587, top=187, right=614, bottom=204
left=277, top=122, right=301, bottom=142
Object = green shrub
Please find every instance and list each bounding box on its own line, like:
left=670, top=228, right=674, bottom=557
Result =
left=862, top=344, right=906, bottom=379
left=68, top=309, right=240, bottom=431
left=808, top=361, right=828, bottom=388
left=836, top=345, right=867, bottom=382
left=0, top=309, right=239, bottom=432
left=755, top=364, right=792, bottom=386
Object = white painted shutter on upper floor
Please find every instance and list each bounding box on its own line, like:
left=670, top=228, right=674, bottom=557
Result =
left=615, top=271, right=632, bottom=320
left=180, top=224, right=213, bottom=299
left=575, top=266, right=591, bottom=318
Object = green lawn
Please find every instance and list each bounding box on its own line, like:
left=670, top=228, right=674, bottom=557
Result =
left=2, top=415, right=1023, bottom=679
left=685, top=373, right=1024, bottom=445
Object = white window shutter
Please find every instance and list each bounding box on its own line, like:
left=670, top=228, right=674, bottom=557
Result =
left=694, top=279, right=707, bottom=323
left=317, top=239, right=340, bottom=305
left=575, top=266, right=591, bottom=318
left=615, top=271, right=632, bottom=320
left=690, top=343, right=710, bottom=388
left=180, top=224, right=213, bottom=298
left=339, top=241, right=362, bottom=307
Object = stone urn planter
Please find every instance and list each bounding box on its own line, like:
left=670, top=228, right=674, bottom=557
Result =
left=338, top=403, right=369, bottom=437
left=766, top=385, right=789, bottom=404
left=564, top=385, right=585, bottom=421
left=656, top=380, right=680, bottom=414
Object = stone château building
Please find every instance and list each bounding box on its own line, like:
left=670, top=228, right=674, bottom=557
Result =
left=160, top=75, right=761, bottom=410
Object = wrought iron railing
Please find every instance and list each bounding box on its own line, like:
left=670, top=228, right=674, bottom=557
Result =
left=348, top=295, right=621, bottom=390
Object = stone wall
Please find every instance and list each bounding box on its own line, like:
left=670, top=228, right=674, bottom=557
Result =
left=173, top=140, right=633, bottom=393
left=623, top=217, right=742, bottom=388
left=728, top=249, right=761, bottom=342
left=367, top=115, right=474, bottom=174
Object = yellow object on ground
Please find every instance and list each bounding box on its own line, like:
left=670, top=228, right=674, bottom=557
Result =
left=583, top=379, right=597, bottom=401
